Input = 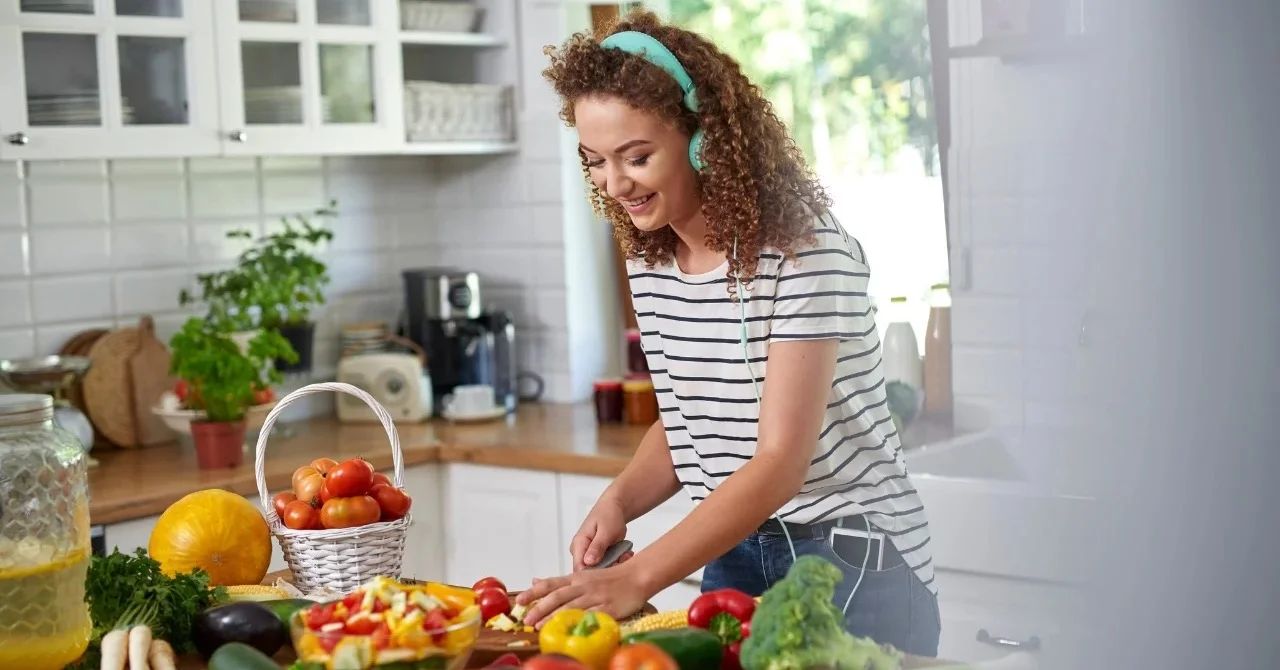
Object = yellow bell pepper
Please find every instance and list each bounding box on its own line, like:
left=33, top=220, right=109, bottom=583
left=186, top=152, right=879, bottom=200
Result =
left=424, top=582, right=476, bottom=612
left=538, top=610, right=620, bottom=670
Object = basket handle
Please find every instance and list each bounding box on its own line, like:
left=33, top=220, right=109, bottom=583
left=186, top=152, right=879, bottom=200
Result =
left=254, top=382, right=405, bottom=520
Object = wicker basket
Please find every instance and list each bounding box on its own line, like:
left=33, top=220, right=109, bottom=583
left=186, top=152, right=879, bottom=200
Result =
left=400, top=0, right=481, bottom=32
left=404, top=81, right=514, bottom=142
left=254, top=382, right=410, bottom=593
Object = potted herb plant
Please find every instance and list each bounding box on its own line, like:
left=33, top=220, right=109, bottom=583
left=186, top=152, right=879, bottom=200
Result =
left=168, top=317, right=295, bottom=469
left=181, top=201, right=335, bottom=374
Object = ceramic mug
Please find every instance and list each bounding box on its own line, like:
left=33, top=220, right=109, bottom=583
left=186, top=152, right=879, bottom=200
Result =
left=443, top=384, right=494, bottom=417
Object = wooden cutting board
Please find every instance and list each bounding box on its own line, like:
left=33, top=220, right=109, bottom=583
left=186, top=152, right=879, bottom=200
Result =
left=130, top=316, right=174, bottom=446
left=83, top=324, right=143, bottom=448
left=469, top=593, right=656, bottom=668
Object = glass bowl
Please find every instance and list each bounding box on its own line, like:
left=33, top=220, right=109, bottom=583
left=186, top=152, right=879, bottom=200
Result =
left=290, top=604, right=480, bottom=670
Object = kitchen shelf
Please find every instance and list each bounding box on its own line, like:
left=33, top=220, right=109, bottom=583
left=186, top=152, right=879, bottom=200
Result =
left=399, top=31, right=506, bottom=47
left=401, top=140, right=519, bottom=155
left=948, top=36, right=1093, bottom=63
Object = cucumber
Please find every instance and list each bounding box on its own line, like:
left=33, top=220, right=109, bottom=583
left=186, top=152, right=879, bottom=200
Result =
left=259, top=598, right=316, bottom=626
left=623, top=628, right=724, bottom=670
left=208, top=642, right=279, bottom=670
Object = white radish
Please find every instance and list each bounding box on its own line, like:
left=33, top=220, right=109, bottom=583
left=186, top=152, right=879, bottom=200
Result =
left=127, top=625, right=151, bottom=670
left=147, top=639, right=176, bottom=670
left=100, top=628, right=129, bottom=670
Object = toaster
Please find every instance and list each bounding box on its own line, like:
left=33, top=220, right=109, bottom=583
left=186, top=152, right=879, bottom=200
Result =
left=336, top=353, right=432, bottom=423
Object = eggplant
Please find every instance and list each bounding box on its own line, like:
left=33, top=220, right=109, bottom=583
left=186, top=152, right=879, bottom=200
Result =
left=193, top=602, right=288, bottom=660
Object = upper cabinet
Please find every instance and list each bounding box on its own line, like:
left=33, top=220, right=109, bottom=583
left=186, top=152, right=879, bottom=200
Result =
left=0, top=0, right=221, bottom=159
left=0, top=0, right=519, bottom=160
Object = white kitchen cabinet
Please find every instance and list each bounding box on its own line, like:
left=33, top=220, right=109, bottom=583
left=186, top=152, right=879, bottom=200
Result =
left=398, top=463, right=446, bottom=582
left=441, top=463, right=562, bottom=591
left=211, top=0, right=402, bottom=155
left=557, top=473, right=703, bottom=612
left=0, top=0, right=222, bottom=159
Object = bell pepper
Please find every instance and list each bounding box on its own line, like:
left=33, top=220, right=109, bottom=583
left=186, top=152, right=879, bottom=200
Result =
left=687, top=589, right=756, bottom=670
left=424, top=582, right=476, bottom=613
left=538, top=609, right=620, bottom=670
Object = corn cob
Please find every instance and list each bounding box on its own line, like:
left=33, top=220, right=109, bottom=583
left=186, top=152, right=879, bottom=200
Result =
left=622, top=609, right=688, bottom=635
left=223, top=584, right=291, bottom=602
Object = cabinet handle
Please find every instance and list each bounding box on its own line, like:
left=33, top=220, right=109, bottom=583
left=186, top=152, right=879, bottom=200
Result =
left=976, top=629, right=1041, bottom=651
left=228, top=129, right=248, bottom=142
left=6, top=132, right=29, bottom=146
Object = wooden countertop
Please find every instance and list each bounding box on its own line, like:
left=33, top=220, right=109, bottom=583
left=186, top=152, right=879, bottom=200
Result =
left=90, top=403, right=647, bottom=525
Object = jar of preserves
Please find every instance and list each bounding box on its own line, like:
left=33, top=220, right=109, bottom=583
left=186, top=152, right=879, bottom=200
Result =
left=0, top=394, right=91, bottom=669
left=622, top=377, right=659, bottom=425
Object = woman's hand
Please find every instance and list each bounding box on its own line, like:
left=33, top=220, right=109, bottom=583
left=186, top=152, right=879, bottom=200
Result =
left=571, top=496, right=634, bottom=571
left=515, top=561, right=651, bottom=629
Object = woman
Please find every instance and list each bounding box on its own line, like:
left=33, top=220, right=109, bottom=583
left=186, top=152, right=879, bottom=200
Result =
left=516, top=10, right=940, bottom=656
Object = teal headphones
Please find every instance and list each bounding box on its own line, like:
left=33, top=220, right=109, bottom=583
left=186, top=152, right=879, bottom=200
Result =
left=600, top=31, right=706, bottom=172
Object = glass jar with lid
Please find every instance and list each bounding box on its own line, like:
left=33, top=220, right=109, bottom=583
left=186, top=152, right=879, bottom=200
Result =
left=0, top=394, right=91, bottom=669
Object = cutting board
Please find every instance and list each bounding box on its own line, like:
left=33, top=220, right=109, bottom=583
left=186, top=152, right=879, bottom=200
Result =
left=130, top=316, right=175, bottom=446
left=469, top=594, right=656, bottom=668
left=83, top=325, right=141, bottom=447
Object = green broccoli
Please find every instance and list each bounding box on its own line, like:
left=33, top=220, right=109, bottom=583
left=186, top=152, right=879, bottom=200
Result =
left=740, top=555, right=904, bottom=670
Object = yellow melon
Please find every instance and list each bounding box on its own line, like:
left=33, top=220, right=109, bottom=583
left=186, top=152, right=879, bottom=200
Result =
left=148, top=489, right=271, bottom=586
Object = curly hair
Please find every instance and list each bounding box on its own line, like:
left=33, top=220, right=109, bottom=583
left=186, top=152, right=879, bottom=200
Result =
left=543, top=9, right=830, bottom=289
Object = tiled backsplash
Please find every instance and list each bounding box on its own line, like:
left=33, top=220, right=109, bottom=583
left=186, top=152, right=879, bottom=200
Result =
left=0, top=152, right=577, bottom=401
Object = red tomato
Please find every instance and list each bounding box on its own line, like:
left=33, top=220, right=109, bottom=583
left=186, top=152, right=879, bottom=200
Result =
left=305, top=602, right=336, bottom=630
left=345, top=614, right=377, bottom=635
left=371, top=484, right=412, bottom=521
left=174, top=379, right=190, bottom=403
left=342, top=591, right=363, bottom=611
left=475, top=587, right=510, bottom=623
left=319, top=495, right=381, bottom=529
left=523, top=655, right=590, bottom=670
left=271, top=491, right=296, bottom=518
left=327, top=458, right=375, bottom=497
left=471, top=577, right=507, bottom=594
left=371, top=472, right=392, bottom=489
left=292, top=465, right=325, bottom=507
left=319, top=480, right=335, bottom=504
left=282, top=500, right=319, bottom=530
left=608, top=643, right=678, bottom=670
left=252, top=386, right=275, bottom=406
left=423, top=608, right=450, bottom=643
left=317, top=632, right=340, bottom=653
left=371, top=622, right=391, bottom=650
left=311, top=457, right=338, bottom=475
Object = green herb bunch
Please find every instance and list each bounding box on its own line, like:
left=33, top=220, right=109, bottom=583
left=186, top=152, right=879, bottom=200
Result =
left=168, top=317, right=295, bottom=422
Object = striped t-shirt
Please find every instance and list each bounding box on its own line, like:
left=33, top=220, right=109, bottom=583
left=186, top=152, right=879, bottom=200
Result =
left=628, top=210, right=936, bottom=593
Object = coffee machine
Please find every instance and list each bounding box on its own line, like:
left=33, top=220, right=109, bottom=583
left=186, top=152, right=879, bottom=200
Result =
left=402, top=269, right=536, bottom=413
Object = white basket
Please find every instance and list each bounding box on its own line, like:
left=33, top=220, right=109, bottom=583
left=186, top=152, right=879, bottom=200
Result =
left=400, top=0, right=481, bottom=32
left=254, top=382, right=410, bottom=594
left=404, top=81, right=515, bottom=142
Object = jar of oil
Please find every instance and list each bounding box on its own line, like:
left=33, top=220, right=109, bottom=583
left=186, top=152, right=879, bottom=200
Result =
left=0, top=394, right=90, bottom=669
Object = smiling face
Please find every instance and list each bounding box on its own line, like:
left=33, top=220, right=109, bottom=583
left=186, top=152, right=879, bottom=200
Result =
left=573, top=95, right=702, bottom=233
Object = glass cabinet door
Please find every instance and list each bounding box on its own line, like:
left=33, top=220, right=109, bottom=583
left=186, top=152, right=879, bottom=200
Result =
left=319, top=43, right=375, bottom=124
left=0, top=0, right=220, bottom=159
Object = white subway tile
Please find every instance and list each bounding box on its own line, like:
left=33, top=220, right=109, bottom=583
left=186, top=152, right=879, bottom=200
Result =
left=30, top=228, right=111, bottom=274
left=0, top=232, right=28, bottom=276
left=112, top=176, right=186, bottom=221
left=531, top=204, right=565, bottom=246
left=393, top=211, right=437, bottom=247
left=114, top=269, right=191, bottom=315
left=525, top=159, right=562, bottom=204
left=969, top=247, right=1023, bottom=296
left=1021, top=299, right=1088, bottom=353
left=190, top=171, right=259, bottom=218
left=537, top=371, right=575, bottom=403
left=969, top=197, right=1021, bottom=246
left=27, top=176, right=108, bottom=226
left=432, top=158, right=479, bottom=207
left=150, top=310, right=197, bottom=344
left=34, top=319, right=114, bottom=355
left=329, top=211, right=394, bottom=252
left=952, top=346, right=1022, bottom=398
left=472, top=206, right=530, bottom=246
left=526, top=249, right=566, bottom=287
left=111, top=159, right=184, bottom=177
left=112, top=222, right=189, bottom=269
left=0, top=328, right=36, bottom=360
left=262, top=170, right=326, bottom=215
left=951, top=295, right=1021, bottom=346
left=519, top=117, right=562, bottom=161
left=189, top=157, right=256, bottom=176
left=964, top=142, right=1020, bottom=198
left=529, top=287, right=568, bottom=331
left=31, top=275, right=113, bottom=322
left=0, top=281, right=32, bottom=328
left=393, top=246, right=441, bottom=273
left=1022, top=349, right=1085, bottom=402
left=262, top=156, right=323, bottom=173
left=27, top=161, right=106, bottom=179
left=951, top=395, right=1024, bottom=431
left=0, top=166, right=22, bottom=228
left=468, top=158, right=527, bottom=206
left=325, top=251, right=393, bottom=296
left=191, top=220, right=260, bottom=262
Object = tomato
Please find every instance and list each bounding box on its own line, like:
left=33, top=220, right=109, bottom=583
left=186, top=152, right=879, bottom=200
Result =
left=252, top=386, right=275, bottom=406
left=319, top=480, right=335, bottom=505
left=342, top=591, right=364, bottom=611
left=292, top=465, right=325, bottom=507
left=371, top=484, right=412, bottom=521
left=608, top=643, right=678, bottom=670
left=422, top=608, right=450, bottom=643
left=371, top=621, right=391, bottom=650
left=371, top=472, right=392, bottom=489
left=317, top=632, right=340, bottom=653
left=311, top=457, right=338, bottom=475
left=282, top=500, right=320, bottom=530
left=523, top=655, right=589, bottom=670
left=271, top=491, right=296, bottom=518
left=326, top=458, right=375, bottom=497
left=485, top=653, right=522, bottom=670
left=345, top=614, right=377, bottom=635
left=305, top=602, right=337, bottom=630
left=471, top=577, right=507, bottom=594
left=175, top=379, right=190, bottom=403
left=475, top=587, right=510, bottom=623
left=319, top=495, right=381, bottom=529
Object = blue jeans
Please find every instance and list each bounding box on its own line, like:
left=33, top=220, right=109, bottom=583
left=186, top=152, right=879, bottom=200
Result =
left=701, top=522, right=941, bottom=657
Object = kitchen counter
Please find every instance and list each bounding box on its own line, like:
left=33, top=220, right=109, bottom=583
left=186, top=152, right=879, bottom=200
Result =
left=90, top=403, right=647, bottom=525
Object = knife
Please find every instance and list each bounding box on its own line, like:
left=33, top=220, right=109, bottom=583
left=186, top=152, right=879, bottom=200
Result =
left=588, top=540, right=634, bottom=570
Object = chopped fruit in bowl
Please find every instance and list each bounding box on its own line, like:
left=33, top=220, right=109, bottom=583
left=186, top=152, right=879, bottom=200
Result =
left=291, top=575, right=481, bottom=669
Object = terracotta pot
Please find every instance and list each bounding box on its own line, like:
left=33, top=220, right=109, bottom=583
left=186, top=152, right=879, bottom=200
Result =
left=190, top=420, right=246, bottom=469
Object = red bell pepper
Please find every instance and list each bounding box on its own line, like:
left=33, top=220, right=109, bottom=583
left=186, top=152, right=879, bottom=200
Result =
left=687, top=589, right=756, bottom=670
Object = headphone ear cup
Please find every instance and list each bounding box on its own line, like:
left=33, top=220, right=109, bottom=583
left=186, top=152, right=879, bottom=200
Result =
left=688, top=128, right=705, bottom=172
